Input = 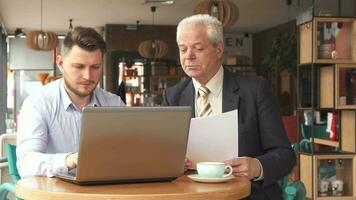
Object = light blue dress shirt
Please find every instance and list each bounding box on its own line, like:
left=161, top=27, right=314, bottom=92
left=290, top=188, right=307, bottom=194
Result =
left=16, top=79, right=125, bottom=178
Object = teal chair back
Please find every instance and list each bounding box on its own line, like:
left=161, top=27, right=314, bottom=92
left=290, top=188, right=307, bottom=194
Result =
left=292, top=139, right=312, bottom=153
left=6, top=144, right=20, bottom=183
left=283, top=181, right=306, bottom=200
left=278, top=140, right=308, bottom=200
left=0, top=144, right=21, bottom=200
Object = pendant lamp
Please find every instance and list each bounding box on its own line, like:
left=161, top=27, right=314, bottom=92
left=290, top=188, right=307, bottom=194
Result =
left=26, top=0, right=58, bottom=51
left=194, top=0, right=239, bottom=28
left=138, top=6, right=168, bottom=59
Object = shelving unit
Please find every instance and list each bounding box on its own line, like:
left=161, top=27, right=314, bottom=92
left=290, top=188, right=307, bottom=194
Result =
left=120, top=60, right=186, bottom=106
left=298, top=16, right=356, bottom=199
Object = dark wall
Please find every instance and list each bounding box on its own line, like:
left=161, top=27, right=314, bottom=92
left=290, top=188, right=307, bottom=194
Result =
left=252, top=20, right=297, bottom=115
left=104, top=24, right=178, bottom=93
left=252, top=20, right=296, bottom=75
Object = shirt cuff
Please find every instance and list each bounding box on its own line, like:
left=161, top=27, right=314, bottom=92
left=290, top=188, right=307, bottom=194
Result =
left=47, top=153, right=71, bottom=177
left=252, top=158, right=264, bottom=181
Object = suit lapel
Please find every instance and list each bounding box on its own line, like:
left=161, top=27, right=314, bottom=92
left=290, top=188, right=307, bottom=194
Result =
left=179, top=80, right=196, bottom=117
left=222, top=69, right=240, bottom=113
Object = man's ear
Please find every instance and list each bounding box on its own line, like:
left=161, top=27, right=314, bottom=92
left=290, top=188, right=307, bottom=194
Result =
left=216, top=42, right=224, bottom=59
left=56, top=55, right=64, bottom=72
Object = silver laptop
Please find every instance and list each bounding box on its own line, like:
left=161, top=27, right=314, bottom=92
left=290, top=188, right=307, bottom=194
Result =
left=56, top=106, right=192, bottom=185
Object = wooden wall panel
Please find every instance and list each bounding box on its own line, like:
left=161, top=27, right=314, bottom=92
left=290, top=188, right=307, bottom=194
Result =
left=341, top=111, right=356, bottom=152
left=319, top=66, right=334, bottom=108
left=300, top=154, right=313, bottom=199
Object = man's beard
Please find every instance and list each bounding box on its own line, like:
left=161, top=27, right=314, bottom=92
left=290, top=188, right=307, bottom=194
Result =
left=63, top=77, right=97, bottom=98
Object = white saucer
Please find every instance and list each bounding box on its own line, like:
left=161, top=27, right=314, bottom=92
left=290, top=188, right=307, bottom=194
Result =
left=187, top=174, right=235, bottom=183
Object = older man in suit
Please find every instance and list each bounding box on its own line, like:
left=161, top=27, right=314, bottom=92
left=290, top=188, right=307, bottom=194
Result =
left=162, top=14, right=295, bottom=200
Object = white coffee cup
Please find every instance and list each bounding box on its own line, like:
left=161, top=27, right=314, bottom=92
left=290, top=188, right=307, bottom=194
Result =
left=196, top=162, right=233, bottom=178
left=319, top=180, right=329, bottom=194
left=331, top=179, right=343, bottom=195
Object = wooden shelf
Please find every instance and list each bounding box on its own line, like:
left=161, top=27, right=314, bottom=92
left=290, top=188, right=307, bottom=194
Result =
left=310, top=137, right=339, bottom=148
left=337, top=105, right=356, bottom=109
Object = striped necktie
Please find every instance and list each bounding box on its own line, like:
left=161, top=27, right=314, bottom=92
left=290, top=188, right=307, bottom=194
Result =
left=197, top=85, right=212, bottom=117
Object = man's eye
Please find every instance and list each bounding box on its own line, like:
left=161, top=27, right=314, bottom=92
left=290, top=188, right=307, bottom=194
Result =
left=180, top=48, right=187, bottom=53
left=73, top=65, right=83, bottom=69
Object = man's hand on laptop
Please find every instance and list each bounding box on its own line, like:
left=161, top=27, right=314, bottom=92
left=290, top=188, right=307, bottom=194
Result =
left=65, top=152, right=78, bottom=169
left=184, top=158, right=193, bottom=169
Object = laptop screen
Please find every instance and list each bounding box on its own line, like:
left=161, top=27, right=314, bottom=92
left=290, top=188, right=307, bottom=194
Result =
left=74, top=106, right=192, bottom=184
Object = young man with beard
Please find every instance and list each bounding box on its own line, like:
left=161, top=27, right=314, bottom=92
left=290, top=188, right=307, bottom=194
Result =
left=17, top=27, right=125, bottom=178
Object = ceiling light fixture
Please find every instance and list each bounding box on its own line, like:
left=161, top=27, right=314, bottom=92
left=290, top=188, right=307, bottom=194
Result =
left=141, top=0, right=175, bottom=6
left=138, top=6, right=168, bottom=59
left=194, top=0, right=239, bottom=28
left=26, top=0, right=58, bottom=51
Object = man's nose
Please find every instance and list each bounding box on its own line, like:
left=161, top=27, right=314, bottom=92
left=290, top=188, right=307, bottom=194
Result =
left=82, top=68, right=91, bottom=80
left=186, top=49, right=196, bottom=59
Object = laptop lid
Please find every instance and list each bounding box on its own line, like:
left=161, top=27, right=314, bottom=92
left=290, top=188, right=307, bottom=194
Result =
left=75, top=106, right=191, bottom=184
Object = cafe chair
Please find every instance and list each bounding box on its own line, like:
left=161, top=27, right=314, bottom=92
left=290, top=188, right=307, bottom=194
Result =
left=278, top=140, right=310, bottom=200
left=292, top=139, right=312, bottom=154
left=0, top=133, right=17, bottom=180
left=279, top=175, right=306, bottom=200
left=0, top=144, right=20, bottom=200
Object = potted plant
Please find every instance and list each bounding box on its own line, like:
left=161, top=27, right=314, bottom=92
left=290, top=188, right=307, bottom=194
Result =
left=262, top=32, right=297, bottom=116
left=262, top=32, right=297, bottom=79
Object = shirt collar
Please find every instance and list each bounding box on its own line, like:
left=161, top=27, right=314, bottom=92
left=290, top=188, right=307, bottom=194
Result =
left=88, top=90, right=99, bottom=107
left=60, top=79, right=99, bottom=111
left=60, top=79, right=73, bottom=111
left=192, top=66, right=224, bottom=97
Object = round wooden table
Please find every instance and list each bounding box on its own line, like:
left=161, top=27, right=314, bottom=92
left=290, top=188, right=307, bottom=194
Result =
left=16, top=176, right=251, bottom=200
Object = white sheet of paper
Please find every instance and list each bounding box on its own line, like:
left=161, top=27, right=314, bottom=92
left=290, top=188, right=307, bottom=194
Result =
left=186, top=109, right=239, bottom=166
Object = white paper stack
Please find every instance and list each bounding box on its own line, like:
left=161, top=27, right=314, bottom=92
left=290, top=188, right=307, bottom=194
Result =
left=186, top=109, right=239, bottom=167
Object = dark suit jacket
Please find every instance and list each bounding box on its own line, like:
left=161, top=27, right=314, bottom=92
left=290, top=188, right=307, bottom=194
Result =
left=162, top=69, right=296, bottom=200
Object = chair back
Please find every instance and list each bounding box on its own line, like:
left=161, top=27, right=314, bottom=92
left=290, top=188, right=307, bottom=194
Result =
left=286, top=181, right=306, bottom=200
left=0, top=133, right=17, bottom=185
left=292, top=139, right=312, bottom=153
left=282, top=115, right=298, bottom=143
left=5, top=144, right=20, bottom=183
left=278, top=140, right=308, bottom=200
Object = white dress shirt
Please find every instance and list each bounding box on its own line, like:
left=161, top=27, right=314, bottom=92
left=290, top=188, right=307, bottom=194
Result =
left=16, top=79, right=125, bottom=178
left=192, top=66, right=224, bottom=116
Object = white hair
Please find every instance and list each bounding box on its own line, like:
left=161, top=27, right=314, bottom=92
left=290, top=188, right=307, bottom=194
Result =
left=176, top=14, right=223, bottom=46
